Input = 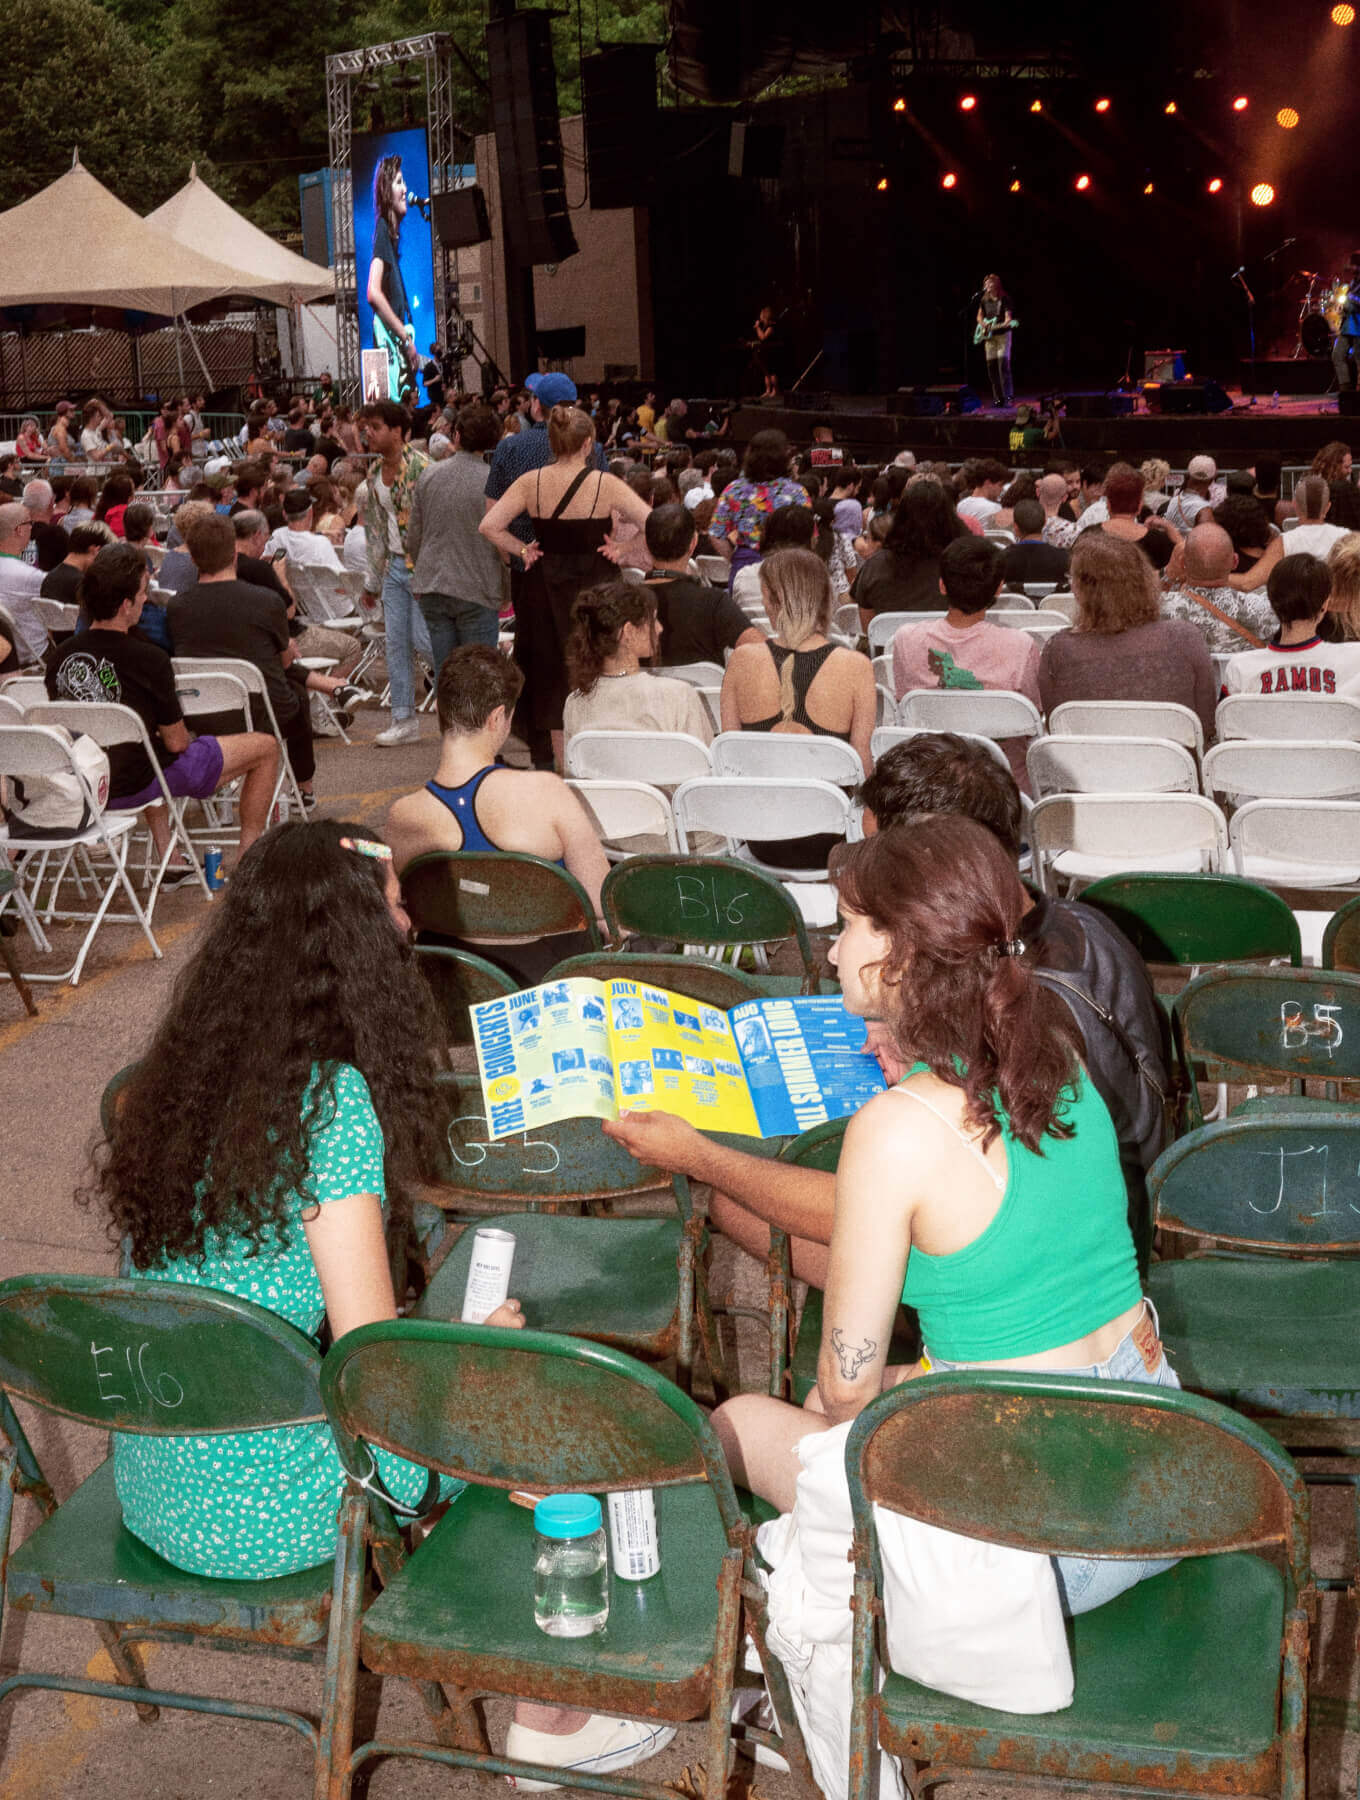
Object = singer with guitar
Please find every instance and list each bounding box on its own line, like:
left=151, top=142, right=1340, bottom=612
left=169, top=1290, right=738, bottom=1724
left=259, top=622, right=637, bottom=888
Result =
left=975, top=273, right=1017, bottom=408
left=367, top=155, right=421, bottom=404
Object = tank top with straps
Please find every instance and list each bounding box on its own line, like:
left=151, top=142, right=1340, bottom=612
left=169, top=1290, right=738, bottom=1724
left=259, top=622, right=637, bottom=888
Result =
left=424, top=766, right=564, bottom=865
left=745, top=641, right=851, bottom=739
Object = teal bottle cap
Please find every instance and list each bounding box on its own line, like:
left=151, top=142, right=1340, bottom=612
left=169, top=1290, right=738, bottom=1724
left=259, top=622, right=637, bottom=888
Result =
left=534, top=1493, right=603, bottom=1539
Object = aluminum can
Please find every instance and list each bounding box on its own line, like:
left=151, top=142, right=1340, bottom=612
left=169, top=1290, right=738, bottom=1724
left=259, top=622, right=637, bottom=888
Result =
left=203, top=850, right=226, bottom=890
left=607, top=1488, right=660, bottom=1580
left=461, top=1227, right=516, bottom=1323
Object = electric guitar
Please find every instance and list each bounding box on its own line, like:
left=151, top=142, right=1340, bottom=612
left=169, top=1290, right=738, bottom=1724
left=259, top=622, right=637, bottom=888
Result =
left=373, top=314, right=419, bottom=402
left=973, top=316, right=1020, bottom=346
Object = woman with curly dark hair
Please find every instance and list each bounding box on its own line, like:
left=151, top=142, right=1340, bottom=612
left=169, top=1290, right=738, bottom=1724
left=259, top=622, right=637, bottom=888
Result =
left=850, top=475, right=970, bottom=623
left=90, top=820, right=522, bottom=1580
left=714, top=816, right=1175, bottom=1616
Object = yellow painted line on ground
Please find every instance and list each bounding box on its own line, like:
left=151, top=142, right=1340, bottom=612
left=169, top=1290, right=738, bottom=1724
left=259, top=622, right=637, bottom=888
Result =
left=0, top=1642, right=163, bottom=1798
left=0, top=918, right=202, bottom=1058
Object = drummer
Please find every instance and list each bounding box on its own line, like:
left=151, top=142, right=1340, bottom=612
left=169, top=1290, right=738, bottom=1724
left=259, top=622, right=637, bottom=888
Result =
left=1333, top=253, right=1360, bottom=392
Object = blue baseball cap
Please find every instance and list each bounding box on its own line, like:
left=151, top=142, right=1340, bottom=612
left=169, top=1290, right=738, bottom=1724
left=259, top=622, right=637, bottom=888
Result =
left=525, top=371, right=578, bottom=407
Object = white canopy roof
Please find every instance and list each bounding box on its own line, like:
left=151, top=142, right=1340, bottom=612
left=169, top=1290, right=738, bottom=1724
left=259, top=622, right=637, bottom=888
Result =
left=146, top=166, right=334, bottom=306
left=0, top=157, right=263, bottom=316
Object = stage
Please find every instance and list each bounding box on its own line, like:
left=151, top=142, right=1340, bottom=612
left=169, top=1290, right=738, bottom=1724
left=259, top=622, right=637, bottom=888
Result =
left=728, top=386, right=1360, bottom=468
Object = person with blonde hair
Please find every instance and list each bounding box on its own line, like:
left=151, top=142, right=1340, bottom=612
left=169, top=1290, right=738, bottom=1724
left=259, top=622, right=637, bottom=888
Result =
left=1139, top=458, right=1171, bottom=514
left=1325, top=534, right=1360, bottom=641
left=1038, top=531, right=1216, bottom=738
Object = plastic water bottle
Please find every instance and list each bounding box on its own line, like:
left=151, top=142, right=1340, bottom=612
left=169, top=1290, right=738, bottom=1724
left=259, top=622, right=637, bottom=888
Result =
left=533, top=1495, right=609, bottom=1637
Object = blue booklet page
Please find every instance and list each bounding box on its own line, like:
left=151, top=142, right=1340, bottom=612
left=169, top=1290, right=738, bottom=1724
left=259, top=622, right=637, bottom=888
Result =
left=728, top=996, right=887, bottom=1138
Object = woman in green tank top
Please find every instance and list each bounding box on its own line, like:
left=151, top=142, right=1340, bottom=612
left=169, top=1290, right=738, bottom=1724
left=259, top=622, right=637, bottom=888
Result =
left=714, top=815, right=1177, bottom=1616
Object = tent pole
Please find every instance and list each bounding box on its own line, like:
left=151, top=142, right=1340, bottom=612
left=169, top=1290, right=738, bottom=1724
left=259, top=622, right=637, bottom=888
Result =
left=182, top=315, right=213, bottom=390
left=173, top=311, right=187, bottom=393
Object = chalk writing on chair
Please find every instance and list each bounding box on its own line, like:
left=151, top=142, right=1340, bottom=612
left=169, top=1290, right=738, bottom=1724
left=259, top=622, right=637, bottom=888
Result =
left=90, top=1340, right=185, bottom=1410
left=448, top=1112, right=561, bottom=1176
left=1249, top=1142, right=1360, bottom=1218
left=1279, top=1001, right=1342, bottom=1058
left=675, top=873, right=749, bottom=927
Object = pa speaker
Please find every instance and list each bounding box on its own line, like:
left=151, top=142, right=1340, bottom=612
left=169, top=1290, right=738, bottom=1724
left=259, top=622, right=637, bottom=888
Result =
left=1064, top=391, right=1137, bottom=419
left=895, top=383, right=980, bottom=416
left=430, top=187, right=492, bottom=250
left=1148, top=381, right=1234, bottom=415
left=486, top=9, right=578, bottom=267
left=537, top=325, right=586, bottom=359
left=583, top=45, right=658, bottom=210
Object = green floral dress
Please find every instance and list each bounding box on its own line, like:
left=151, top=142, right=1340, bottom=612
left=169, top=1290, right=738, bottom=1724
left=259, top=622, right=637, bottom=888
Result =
left=113, top=1062, right=459, bottom=1578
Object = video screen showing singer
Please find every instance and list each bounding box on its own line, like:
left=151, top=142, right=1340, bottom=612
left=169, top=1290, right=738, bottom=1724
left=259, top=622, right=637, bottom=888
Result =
left=367, top=155, right=418, bottom=402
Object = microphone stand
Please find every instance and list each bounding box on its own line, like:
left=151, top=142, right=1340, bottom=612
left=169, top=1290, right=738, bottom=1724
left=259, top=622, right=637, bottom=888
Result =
left=1233, top=267, right=1257, bottom=406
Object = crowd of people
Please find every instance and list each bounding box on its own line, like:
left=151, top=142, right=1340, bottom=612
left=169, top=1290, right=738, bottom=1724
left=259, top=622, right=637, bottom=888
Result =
left=5, top=375, right=1356, bottom=1792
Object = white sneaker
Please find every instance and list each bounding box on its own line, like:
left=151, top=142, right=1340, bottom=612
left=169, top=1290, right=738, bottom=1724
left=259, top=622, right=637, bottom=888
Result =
left=505, top=1714, right=677, bottom=1792
left=374, top=717, right=422, bottom=747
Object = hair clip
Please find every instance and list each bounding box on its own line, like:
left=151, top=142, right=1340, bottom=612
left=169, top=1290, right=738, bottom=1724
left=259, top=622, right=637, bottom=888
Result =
left=998, top=936, right=1026, bottom=958
left=339, top=836, right=393, bottom=862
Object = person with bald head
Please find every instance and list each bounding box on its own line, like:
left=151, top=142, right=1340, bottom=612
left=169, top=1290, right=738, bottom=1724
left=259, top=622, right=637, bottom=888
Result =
left=1162, top=521, right=1275, bottom=654
left=1036, top=472, right=1077, bottom=550
left=0, top=500, right=47, bottom=663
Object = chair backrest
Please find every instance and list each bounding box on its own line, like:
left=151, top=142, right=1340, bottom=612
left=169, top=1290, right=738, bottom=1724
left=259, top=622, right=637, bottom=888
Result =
left=709, top=731, right=863, bottom=787
left=1150, top=1112, right=1360, bottom=1252
left=322, top=1322, right=738, bottom=1525
left=0, top=693, right=25, bottom=723
left=1216, top=693, right=1360, bottom=743
left=779, top=1115, right=849, bottom=1174
left=897, top=688, right=1044, bottom=741
left=994, top=591, right=1037, bottom=610
left=1023, top=584, right=1057, bottom=602
left=0, top=1273, right=323, bottom=1434
left=601, top=853, right=817, bottom=982
left=986, top=607, right=1049, bottom=629
left=696, top=554, right=730, bottom=586
left=1081, top=872, right=1301, bottom=966
left=286, top=561, right=354, bottom=625
left=846, top=1370, right=1305, bottom=1580
left=401, top=851, right=603, bottom=950
left=565, top=778, right=679, bottom=854
left=1174, top=963, right=1360, bottom=1093
left=564, top=729, right=713, bottom=786
left=1048, top=699, right=1205, bottom=758
left=0, top=676, right=49, bottom=709
left=1026, top=734, right=1199, bottom=799
left=832, top=602, right=862, bottom=640
left=867, top=612, right=941, bottom=654
left=546, top=950, right=773, bottom=1007
left=0, top=722, right=111, bottom=819
left=660, top=660, right=725, bottom=689
left=1028, top=792, right=1227, bottom=888
left=869, top=724, right=1013, bottom=773
left=1322, top=893, right=1360, bottom=970
left=1040, top=590, right=1079, bottom=621
left=172, top=654, right=267, bottom=699
left=1229, top=798, right=1360, bottom=880
left=31, top=597, right=78, bottom=634
left=172, top=670, right=252, bottom=731
left=1204, top=739, right=1360, bottom=800
left=414, top=945, right=520, bottom=1047
left=671, top=776, right=851, bottom=855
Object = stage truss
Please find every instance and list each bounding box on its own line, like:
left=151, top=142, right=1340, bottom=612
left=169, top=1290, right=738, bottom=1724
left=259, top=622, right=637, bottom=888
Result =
left=325, top=32, right=466, bottom=405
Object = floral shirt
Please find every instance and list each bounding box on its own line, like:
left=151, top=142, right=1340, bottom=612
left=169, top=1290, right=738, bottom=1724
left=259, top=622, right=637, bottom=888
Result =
left=363, top=443, right=429, bottom=587
left=708, top=477, right=810, bottom=552
left=1161, top=584, right=1276, bottom=656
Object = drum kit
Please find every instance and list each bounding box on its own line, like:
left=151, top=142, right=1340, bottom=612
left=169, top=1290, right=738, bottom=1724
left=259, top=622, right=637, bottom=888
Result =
left=1295, top=270, right=1351, bottom=358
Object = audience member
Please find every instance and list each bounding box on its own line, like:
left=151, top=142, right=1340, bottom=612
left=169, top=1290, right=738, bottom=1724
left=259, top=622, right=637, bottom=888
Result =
left=1164, top=455, right=1217, bottom=532
left=1091, top=463, right=1176, bottom=572
left=1140, top=458, right=1172, bottom=514
left=408, top=402, right=504, bottom=669
left=1225, top=551, right=1360, bottom=696
left=40, top=522, right=112, bottom=605
left=564, top=582, right=713, bottom=745
left=1000, top=499, right=1070, bottom=588
left=640, top=504, right=762, bottom=664
left=955, top=458, right=1008, bottom=524
left=21, top=479, right=71, bottom=573
left=1071, top=461, right=1110, bottom=532
left=0, top=502, right=46, bottom=663
left=1281, top=475, right=1350, bottom=559
left=1162, top=522, right=1275, bottom=652
left=264, top=491, right=344, bottom=571
left=1325, top=534, right=1360, bottom=641
left=852, top=478, right=970, bottom=622
left=705, top=431, right=810, bottom=584
left=62, top=475, right=97, bottom=530
left=358, top=398, right=438, bottom=748
left=1036, top=471, right=1078, bottom=549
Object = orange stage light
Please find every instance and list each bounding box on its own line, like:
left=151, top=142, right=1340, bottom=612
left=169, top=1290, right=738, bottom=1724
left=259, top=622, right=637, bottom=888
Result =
left=1075, top=173, right=1091, bottom=191
left=1207, top=177, right=1224, bottom=193
left=1164, top=101, right=1178, bottom=115
left=876, top=177, right=890, bottom=191
left=1332, top=3, right=1355, bottom=25
left=1030, top=98, right=1043, bottom=113
left=1250, top=182, right=1276, bottom=206
left=1009, top=178, right=1022, bottom=192
left=1276, top=106, right=1300, bottom=128
left=960, top=94, right=977, bottom=111
left=941, top=172, right=958, bottom=189
left=892, top=97, right=907, bottom=112
left=1095, top=97, right=1111, bottom=113
left=1232, top=95, right=1249, bottom=111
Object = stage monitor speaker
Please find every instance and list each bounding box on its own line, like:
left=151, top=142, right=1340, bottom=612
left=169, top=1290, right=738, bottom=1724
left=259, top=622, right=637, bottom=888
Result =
left=1147, top=380, right=1233, bottom=415
left=1064, top=391, right=1137, bottom=419
left=728, top=121, right=785, bottom=180
left=486, top=9, right=578, bottom=267
left=1339, top=390, right=1360, bottom=416
left=583, top=45, right=658, bottom=209
left=430, top=187, right=492, bottom=250
left=894, top=383, right=980, bottom=417
left=537, top=325, right=586, bottom=359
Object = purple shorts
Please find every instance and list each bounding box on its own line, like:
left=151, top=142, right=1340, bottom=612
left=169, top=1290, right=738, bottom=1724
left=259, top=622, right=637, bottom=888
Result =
left=112, top=736, right=225, bottom=811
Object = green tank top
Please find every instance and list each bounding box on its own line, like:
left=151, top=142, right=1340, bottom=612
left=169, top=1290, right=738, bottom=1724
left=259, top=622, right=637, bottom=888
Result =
left=899, top=1063, right=1141, bottom=1362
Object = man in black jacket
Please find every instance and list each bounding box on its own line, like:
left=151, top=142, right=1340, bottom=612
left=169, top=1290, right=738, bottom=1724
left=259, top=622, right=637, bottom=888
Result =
left=601, top=733, right=1169, bottom=1281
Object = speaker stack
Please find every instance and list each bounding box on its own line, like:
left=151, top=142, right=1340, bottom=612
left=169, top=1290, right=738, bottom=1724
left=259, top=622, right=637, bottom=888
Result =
left=582, top=45, right=658, bottom=210
left=485, top=9, right=578, bottom=266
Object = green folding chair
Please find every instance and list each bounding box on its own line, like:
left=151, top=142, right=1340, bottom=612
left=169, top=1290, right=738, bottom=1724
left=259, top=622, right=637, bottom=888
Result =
left=601, top=854, right=826, bottom=994
left=402, top=850, right=604, bottom=953
left=0, top=1275, right=340, bottom=1789
left=846, top=1371, right=1310, bottom=1800
left=1080, top=871, right=1303, bottom=970
left=546, top=950, right=775, bottom=1008
left=414, top=943, right=521, bottom=1047
left=318, top=1322, right=815, bottom=1800
left=1321, top=892, right=1360, bottom=970
left=1147, top=1111, right=1360, bottom=1589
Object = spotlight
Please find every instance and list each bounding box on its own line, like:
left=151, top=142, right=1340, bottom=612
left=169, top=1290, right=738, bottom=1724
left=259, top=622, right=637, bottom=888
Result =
left=1094, top=97, right=1111, bottom=113
left=1164, top=100, right=1178, bottom=115
left=1332, top=3, right=1355, bottom=24
left=1075, top=173, right=1091, bottom=191
left=1250, top=182, right=1276, bottom=206
left=892, top=96, right=906, bottom=112
left=1232, top=95, right=1249, bottom=111
left=1207, top=176, right=1224, bottom=193
left=941, top=171, right=958, bottom=189
left=1009, top=178, right=1022, bottom=193
left=1276, top=106, right=1300, bottom=128
left=959, top=94, right=977, bottom=111
left=1143, top=181, right=1155, bottom=195
left=876, top=176, right=890, bottom=191
left=1029, top=98, right=1043, bottom=113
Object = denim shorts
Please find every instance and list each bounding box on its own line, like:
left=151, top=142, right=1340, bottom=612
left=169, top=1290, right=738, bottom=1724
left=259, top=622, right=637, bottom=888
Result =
left=926, top=1301, right=1181, bottom=1616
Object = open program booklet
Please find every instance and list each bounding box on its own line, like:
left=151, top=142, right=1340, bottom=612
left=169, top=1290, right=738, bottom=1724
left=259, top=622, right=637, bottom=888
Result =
left=471, top=977, right=886, bottom=1141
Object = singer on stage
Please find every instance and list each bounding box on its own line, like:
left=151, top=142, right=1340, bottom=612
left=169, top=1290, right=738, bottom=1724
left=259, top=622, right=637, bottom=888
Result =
left=367, top=155, right=419, bottom=402
left=976, top=273, right=1015, bottom=408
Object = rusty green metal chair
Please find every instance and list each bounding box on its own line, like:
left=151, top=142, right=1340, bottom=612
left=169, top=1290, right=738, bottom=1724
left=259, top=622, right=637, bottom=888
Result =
left=402, top=850, right=604, bottom=953
left=1322, top=893, right=1360, bottom=970
left=546, top=950, right=775, bottom=1009
left=317, top=1322, right=815, bottom=1800
left=1146, top=1111, right=1360, bottom=1591
left=1080, top=871, right=1302, bottom=970
left=845, top=1370, right=1310, bottom=1800
left=414, top=944, right=521, bottom=1047
left=601, top=855, right=825, bottom=994
left=0, top=1274, right=341, bottom=1789
left=1173, top=963, right=1360, bottom=1128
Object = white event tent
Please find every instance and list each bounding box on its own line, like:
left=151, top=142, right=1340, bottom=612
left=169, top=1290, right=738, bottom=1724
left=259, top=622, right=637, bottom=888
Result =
left=145, top=165, right=333, bottom=307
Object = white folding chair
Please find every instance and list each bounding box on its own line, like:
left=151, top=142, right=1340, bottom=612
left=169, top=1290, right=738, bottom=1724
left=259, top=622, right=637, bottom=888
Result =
left=171, top=657, right=306, bottom=818
left=171, top=671, right=255, bottom=847
left=1215, top=693, right=1360, bottom=743
left=1203, top=739, right=1360, bottom=802
left=983, top=528, right=1016, bottom=545
left=696, top=555, right=729, bottom=587
left=0, top=676, right=49, bottom=709
left=0, top=722, right=163, bottom=985
left=1028, top=792, right=1228, bottom=895
left=564, top=729, right=713, bottom=785
left=1048, top=699, right=1205, bottom=760
left=660, top=660, right=726, bottom=689
left=868, top=612, right=945, bottom=655
left=993, top=593, right=1037, bottom=611
left=30, top=597, right=79, bottom=639
left=710, top=730, right=863, bottom=787
left=0, top=694, right=25, bottom=723
left=869, top=724, right=1013, bottom=772
left=25, top=701, right=215, bottom=914
left=897, top=688, right=1044, bottom=747
left=672, top=775, right=852, bottom=890
left=1210, top=653, right=1234, bottom=691
left=1026, top=734, right=1200, bottom=799
left=1022, top=584, right=1057, bottom=603
left=565, top=778, right=679, bottom=859
left=833, top=602, right=862, bottom=641
left=1041, top=590, right=1079, bottom=622
left=285, top=561, right=365, bottom=632
left=1229, top=799, right=1360, bottom=888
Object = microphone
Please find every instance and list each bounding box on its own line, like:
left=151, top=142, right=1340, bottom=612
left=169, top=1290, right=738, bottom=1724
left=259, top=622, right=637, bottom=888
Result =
left=407, top=192, right=432, bottom=218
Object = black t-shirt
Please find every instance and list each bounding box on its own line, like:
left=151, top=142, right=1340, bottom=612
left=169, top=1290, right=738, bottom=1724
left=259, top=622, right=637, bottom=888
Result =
left=852, top=548, right=948, bottom=615
left=372, top=216, right=410, bottom=330
left=236, top=552, right=300, bottom=639
left=31, top=522, right=70, bottom=574
left=283, top=427, right=314, bottom=454
left=645, top=573, right=751, bottom=666
left=168, top=577, right=298, bottom=725
left=45, top=627, right=183, bottom=795
left=40, top=561, right=84, bottom=604
left=0, top=478, right=22, bottom=499
left=1001, top=540, right=1070, bottom=587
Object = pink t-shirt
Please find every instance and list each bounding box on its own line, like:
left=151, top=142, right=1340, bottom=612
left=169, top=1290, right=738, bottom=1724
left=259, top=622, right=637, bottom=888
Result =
left=891, top=616, right=1042, bottom=793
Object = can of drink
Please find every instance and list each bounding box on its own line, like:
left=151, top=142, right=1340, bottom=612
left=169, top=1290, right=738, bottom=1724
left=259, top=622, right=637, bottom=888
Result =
left=461, top=1228, right=516, bottom=1323
left=203, top=850, right=225, bottom=891
left=607, top=1489, right=660, bottom=1581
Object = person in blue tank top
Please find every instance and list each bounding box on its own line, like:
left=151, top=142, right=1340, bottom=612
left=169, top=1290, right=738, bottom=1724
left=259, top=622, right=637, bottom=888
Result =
left=713, top=815, right=1178, bottom=1617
